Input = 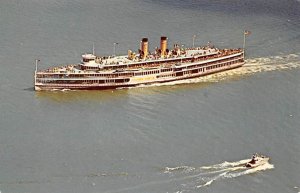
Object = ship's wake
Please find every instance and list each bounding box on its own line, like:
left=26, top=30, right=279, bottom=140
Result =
left=128, top=53, right=300, bottom=89
left=47, top=53, right=299, bottom=92
left=163, top=157, right=274, bottom=192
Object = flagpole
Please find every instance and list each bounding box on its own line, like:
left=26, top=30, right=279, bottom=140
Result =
left=243, top=30, right=246, bottom=59
left=34, top=59, right=39, bottom=86
left=35, top=59, right=39, bottom=72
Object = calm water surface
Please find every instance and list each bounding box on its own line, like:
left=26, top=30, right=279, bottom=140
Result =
left=0, top=0, right=300, bottom=193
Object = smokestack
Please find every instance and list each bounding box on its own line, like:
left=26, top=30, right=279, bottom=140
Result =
left=140, top=38, right=148, bottom=59
left=160, top=36, right=168, bottom=58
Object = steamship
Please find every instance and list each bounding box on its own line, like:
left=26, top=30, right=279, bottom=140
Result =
left=34, top=36, right=245, bottom=91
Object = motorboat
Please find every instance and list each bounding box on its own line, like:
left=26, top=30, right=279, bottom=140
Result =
left=245, top=153, right=269, bottom=168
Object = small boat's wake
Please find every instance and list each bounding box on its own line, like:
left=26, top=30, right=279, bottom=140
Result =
left=163, top=155, right=274, bottom=192
left=199, top=158, right=251, bottom=170
left=196, top=162, right=273, bottom=188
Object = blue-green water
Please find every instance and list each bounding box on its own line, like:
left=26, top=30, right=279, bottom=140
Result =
left=0, top=0, right=300, bottom=193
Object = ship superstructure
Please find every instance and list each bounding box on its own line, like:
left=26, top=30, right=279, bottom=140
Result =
left=34, top=36, right=245, bottom=90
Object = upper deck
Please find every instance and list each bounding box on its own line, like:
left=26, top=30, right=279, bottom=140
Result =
left=37, top=48, right=243, bottom=76
left=36, top=36, right=243, bottom=75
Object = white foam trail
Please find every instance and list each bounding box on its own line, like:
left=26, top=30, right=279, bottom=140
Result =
left=197, top=179, right=214, bottom=187
left=197, top=171, right=228, bottom=188
left=195, top=162, right=274, bottom=189
left=164, top=162, right=247, bottom=176
left=124, top=53, right=300, bottom=90
left=45, top=53, right=300, bottom=92
left=168, top=157, right=275, bottom=192
left=200, top=159, right=251, bottom=169
left=164, top=166, right=196, bottom=173
left=225, top=163, right=274, bottom=179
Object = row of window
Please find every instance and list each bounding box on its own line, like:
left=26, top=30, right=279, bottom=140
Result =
left=161, top=68, right=173, bottom=73
left=187, top=56, right=243, bottom=70
left=102, top=58, right=186, bottom=70
left=38, top=58, right=242, bottom=84
left=158, top=59, right=241, bottom=78
left=158, top=74, right=174, bottom=78
left=38, top=57, right=243, bottom=80
left=206, top=59, right=241, bottom=70
left=134, top=70, right=160, bottom=76
left=83, top=66, right=98, bottom=70
left=37, top=78, right=130, bottom=84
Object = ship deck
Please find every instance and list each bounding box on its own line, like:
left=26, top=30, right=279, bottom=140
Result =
left=37, top=48, right=243, bottom=75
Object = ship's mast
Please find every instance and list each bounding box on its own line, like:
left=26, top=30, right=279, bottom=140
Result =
left=192, top=35, right=196, bottom=48
left=92, top=43, right=95, bottom=55
left=35, top=59, right=39, bottom=72
left=243, top=32, right=246, bottom=59
left=113, top=42, right=119, bottom=57
left=243, top=30, right=251, bottom=59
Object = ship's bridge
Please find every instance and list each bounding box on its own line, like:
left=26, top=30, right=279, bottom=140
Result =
left=81, top=53, right=104, bottom=70
left=82, top=54, right=96, bottom=63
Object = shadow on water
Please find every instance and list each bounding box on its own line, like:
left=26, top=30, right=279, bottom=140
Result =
left=33, top=82, right=214, bottom=103
left=34, top=89, right=129, bottom=103
left=24, top=87, right=35, bottom=92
